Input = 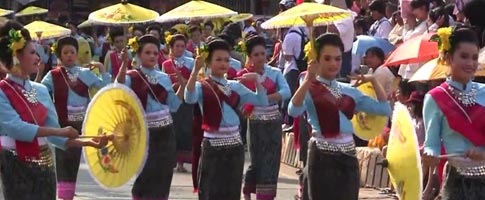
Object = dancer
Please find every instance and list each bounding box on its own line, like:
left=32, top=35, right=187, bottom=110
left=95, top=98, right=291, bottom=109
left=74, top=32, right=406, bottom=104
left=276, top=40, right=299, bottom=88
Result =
left=117, top=35, right=184, bottom=200
left=0, top=20, right=107, bottom=200
left=185, top=39, right=268, bottom=200
left=289, top=33, right=391, bottom=200
left=238, top=36, right=290, bottom=200
left=161, top=34, right=194, bottom=173
left=41, top=36, right=111, bottom=200
left=104, top=27, right=131, bottom=79
left=423, top=27, right=485, bottom=200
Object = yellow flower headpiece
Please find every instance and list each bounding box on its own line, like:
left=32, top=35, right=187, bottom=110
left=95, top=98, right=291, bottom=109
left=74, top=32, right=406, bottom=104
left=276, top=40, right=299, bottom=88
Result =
left=165, top=33, right=173, bottom=46
left=50, top=42, right=57, bottom=54
left=303, top=40, right=317, bottom=60
left=197, top=43, right=209, bottom=61
left=8, top=29, right=26, bottom=56
left=234, top=40, right=246, bottom=53
left=128, top=36, right=139, bottom=53
left=430, top=27, right=453, bottom=64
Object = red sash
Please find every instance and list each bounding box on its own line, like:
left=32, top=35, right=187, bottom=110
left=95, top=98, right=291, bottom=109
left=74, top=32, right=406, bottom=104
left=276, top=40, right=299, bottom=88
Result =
left=127, top=69, right=168, bottom=110
left=109, top=51, right=132, bottom=77
left=158, top=52, right=167, bottom=67
left=186, top=42, right=196, bottom=55
left=51, top=67, right=89, bottom=125
left=428, top=82, right=485, bottom=146
left=226, top=68, right=238, bottom=80
left=0, top=79, right=48, bottom=160
left=237, top=67, right=278, bottom=116
left=308, top=81, right=356, bottom=138
left=200, top=78, right=240, bottom=131
left=161, top=58, right=192, bottom=91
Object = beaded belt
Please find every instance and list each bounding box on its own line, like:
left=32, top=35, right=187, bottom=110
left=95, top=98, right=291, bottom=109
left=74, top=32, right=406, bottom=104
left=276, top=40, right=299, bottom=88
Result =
left=207, top=135, right=243, bottom=148
left=147, top=110, right=173, bottom=128
left=251, top=110, right=281, bottom=121
left=4, top=145, right=54, bottom=168
left=67, top=105, right=86, bottom=122
left=448, top=158, right=485, bottom=177
left=314, top=140, right=356, bottom=155
left=455, top=166, right=485, bottom=177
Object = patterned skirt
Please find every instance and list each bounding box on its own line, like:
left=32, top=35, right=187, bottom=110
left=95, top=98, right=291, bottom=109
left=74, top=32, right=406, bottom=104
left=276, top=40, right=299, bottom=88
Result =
left=172, top=102, right=194, bottom=163
left=300, top=140, right=360, bottom=200
left=198, top=137, right=245, bottom=200
left=56, top=121, right=83, bottom=199
left=132, top=125, right=176, bottom=200
left=243, top=117, right=283, bottom=200
left=441, top=164, right=485, bottom=200
left=1, top=145, right=56, bottom=200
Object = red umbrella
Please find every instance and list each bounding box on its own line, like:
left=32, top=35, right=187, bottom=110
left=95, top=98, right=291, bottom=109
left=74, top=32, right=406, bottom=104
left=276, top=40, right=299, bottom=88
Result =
left=384, top=32, right=438, bottom=66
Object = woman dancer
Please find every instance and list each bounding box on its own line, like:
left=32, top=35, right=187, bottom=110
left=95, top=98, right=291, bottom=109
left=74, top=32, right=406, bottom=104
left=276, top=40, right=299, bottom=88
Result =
left=238, top=36, right=290, bottom=200
left=185, top=39, right=268, bottom=200
left=117, top=35, right=184, bottom=200
left=161, top=34, right=194, bottom=173
left=0, top=20, right=107, bottom=200
left=104, top=27, right=130, bottom=79
left=41, top=36, right=111, bottom=200
left=423, top=27, right=485, bottom=200
left=289, top=33, right=391, bottom=200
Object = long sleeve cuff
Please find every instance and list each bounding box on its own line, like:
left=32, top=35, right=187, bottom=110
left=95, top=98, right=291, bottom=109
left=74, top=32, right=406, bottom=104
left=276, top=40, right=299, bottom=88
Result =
left=184, top=89, right=197, bottom=104
left=424, top=147, right=441, bottom=157
left=47, top=136, right=68, bottom=150
left=288, top=101, right=304, bottom=117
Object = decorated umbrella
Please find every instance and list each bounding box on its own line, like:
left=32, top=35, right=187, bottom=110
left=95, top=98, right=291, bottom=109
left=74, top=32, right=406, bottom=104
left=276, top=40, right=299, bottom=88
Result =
left=352, top=35, right=395, bottom=56
left=261, top=2, right=352, bottom=59
left=15, top=6, right=48, bottom=17
left=229, top=13, right=254, bottom=22
left=384, top=32, right=438, bottom=66
left=78, top=19, right=95, bottom=28
left=24, top=20, right=71, bottom=40
left=351, top=82, right=388, bottom=140
left=386, top=102, right=423, bottom=200
left=156, top=0, right=237, bottom=23
left=82, top=84, right=148, bottom=188
left=409, top=58, right=485, bottom=82
left=0, top=8, right=14, bottom=17
left=88, top=0, right=159, bottom=25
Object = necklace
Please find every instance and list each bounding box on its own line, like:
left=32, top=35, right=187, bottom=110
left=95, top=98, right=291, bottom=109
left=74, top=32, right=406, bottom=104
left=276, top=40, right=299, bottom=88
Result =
left=22, top=87, right=38, bottom=104
left=448, top=84, right=477, bottom=107
left=65, top=68, right=79, bottom=83
left=146, top=74, right=158, bottom=84
left=174, top=57, right=185, bottom=69
left=322, top=83, right=342, bottom=99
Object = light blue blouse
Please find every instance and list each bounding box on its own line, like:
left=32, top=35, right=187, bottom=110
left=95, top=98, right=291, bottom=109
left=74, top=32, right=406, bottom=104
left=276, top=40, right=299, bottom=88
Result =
left=41, top=66, right=111, bottom=107
left=230, top=57, right=242, bottom=72
left=185, top=76, right=269, bottom=127
left=121, top=67, right=182, bottom=113
left=0, top=74, right=67, bottom=150
left=261, top=64, right=291, bottom=104
left=423, top=79, right=485, bottom=156
left=288, top=76, right=391, bottom=134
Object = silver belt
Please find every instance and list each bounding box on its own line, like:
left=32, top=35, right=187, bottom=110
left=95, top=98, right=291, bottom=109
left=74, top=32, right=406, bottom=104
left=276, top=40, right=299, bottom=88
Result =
left=147, top=115, right=173, bottom=128
left=250, top=111, right=281, bottom=121
left=455, top=165, right=485, bottom=177
left=4, top=145, right=54, bottom=168
left=207, top=135, right=243, bottom=147
left=67, top=112, right=85, bottom=122
left=315, top=140, right=356, bottom=155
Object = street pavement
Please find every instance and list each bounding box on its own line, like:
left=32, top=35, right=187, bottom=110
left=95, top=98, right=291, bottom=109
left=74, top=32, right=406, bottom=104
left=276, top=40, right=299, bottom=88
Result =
left=0, top=156, right=395, bottom=200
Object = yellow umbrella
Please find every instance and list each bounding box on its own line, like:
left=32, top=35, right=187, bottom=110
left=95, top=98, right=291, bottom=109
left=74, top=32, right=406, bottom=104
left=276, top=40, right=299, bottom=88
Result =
left=155, top=0, right=237, bottom=23
left=230, top=13, right=253, bottom=22
left=351, top=82, right=388, bottom=140
left=171, top=24, right=189, bottom=35
left=24, top=20, right=71, bottom=40
left=88, top=0, right=159, bottom=25
left=260, top=2, right=352, bottom=59
left=78, top=19, right=95, bottom=28
left=82, top=84, right=148, bottom=188
left=409, top=58, right=485, bottom=82
left=387, top=102, right=423, bottom=200
left=15, top=6, right=48, bottom=17
left=0, top=8, right=13, bottom=17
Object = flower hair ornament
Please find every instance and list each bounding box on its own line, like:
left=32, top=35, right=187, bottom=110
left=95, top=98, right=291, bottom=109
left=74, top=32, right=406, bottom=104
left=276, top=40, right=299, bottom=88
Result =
left=127, top=36, right=139, bottom=66
left=8, top=29, right=26, bottom=56
left=165, top=33, right=174, bottom=46
left=197, top=43, right=209, bottom=62
left=430, top=27, right=453, bottom=64
left=234, top=40, right=246, bottom=54
left=303, top=39, right=318, bottom=60
left=50, top=42, right=57, bottom=54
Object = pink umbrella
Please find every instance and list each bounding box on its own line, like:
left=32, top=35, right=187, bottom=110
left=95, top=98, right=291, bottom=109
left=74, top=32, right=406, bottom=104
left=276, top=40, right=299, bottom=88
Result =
left=384, top=32, right=439, bottom=66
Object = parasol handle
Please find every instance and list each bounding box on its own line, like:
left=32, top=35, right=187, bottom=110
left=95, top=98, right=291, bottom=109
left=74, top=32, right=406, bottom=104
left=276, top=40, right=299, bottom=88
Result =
left=79, top=135, right=111, bottom=139
left=437, top=154, right=465, bottom=159
left=301, top=16, right=316, bottom=60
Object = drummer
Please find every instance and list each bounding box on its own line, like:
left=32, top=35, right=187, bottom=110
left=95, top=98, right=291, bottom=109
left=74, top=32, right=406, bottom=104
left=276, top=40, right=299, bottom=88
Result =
left=288, top=33, right=391, bottom=200
left=0, top=20, right=107, bottom=200
left=423, top=27, right=485, bottom=199
left=116, top=34, right=184, bottom=200
left=41, top=36, right=111, bottom=200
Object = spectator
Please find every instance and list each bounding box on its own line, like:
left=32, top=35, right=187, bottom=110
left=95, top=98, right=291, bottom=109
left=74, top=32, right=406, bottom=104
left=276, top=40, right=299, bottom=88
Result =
left=354, top=17, right=369, bottom=36
left=368, top=0, right=393, bottom=39
left=201, top=22, right=214, bottom=42
left=364, top=47, right=397, bottom=96
left=428, top=7, right=450, bottom=32
left=386, top=2, right=399, bottom=22
left=389, top=11, right=405, bottom=45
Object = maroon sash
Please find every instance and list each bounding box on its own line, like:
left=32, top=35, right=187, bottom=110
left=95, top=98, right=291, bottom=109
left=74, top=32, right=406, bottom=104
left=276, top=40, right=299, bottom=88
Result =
left=186, top=41, right=196, bottom=55
left=109, top=51, right=132, bottom=77
left=237, top=68, right=277, bottom=94
left=51, top=67, right=89, bottom=125
left=158, top=51, right=167, bottom=67
left=161, top=58, right=192, bottom=90
left=127, top=69, right=168, bottom=110
left=428, top=82, right=485, bottom=146
left=0, top=79, right=48, bottom=160
left=308, top=81, right=355, bottom=138
left=200, top=78, right=240, bottom=131
left=226, top=68, right=238, bottom=80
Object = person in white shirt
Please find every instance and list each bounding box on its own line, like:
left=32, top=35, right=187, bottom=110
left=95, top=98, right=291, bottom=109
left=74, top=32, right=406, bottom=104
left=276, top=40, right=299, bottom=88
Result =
left=368, top=0, right=393, bottom=40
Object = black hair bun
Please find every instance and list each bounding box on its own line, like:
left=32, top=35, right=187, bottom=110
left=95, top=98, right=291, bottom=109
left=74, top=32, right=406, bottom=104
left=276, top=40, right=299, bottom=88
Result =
left=56, top=36, right=79, bottom=56
left=138, top=34, right=160, bottom=52
left=245, top=35, right=266, bottom=55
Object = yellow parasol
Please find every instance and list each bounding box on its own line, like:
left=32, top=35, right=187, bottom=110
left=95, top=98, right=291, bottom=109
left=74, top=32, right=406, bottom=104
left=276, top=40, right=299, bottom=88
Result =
left=171, top=24, right=189, bottom=35
left=351, top=82, right=388, bottom=140
left=78, top=19, right=95, bottom=28
left=260, top=2, right=352, bottom=59
left=24, top=20, right=71, bottom=40
left=15, top=6, right=48, bottom=17
left=82, top=84, right=148, bottom=188
left=230, top=13, right=253, bottom=22
left=0, top=8, right=13, bottom=17
left=409, top=58, right=485, bottom=82
left=155, top=0, right=237, bottom=23
left=88, top=0, right=159, bottom=25
left=387, top=102, right=422, bottom=200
